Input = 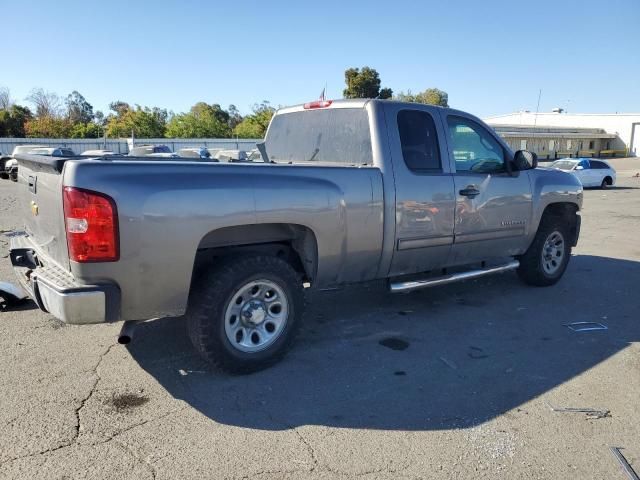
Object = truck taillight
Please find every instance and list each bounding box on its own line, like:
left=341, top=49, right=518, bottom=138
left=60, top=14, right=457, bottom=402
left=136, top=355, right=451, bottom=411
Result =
left=63, top=186, right=119, bottom=262
left=303, top=100, right=332, bottom=109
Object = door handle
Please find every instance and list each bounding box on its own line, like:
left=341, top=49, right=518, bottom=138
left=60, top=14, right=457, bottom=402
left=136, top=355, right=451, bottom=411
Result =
left=459, top=186, right=480, bottom=198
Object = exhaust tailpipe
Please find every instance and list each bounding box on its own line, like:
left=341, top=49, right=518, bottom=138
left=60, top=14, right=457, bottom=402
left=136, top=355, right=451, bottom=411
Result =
left=118, top=320, right=140, bottom=345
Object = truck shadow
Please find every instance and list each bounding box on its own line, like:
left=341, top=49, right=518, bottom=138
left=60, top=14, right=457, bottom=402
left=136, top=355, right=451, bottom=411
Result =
left=127, top=254, right=639, bottom=431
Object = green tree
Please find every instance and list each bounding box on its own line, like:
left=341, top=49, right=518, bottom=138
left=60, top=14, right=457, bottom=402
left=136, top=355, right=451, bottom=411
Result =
left=0, top=104, right=33, bottom=137
left=69, top=121, right=102, bottom=138
left=24, top=117, right=74, bottom=138
left=343, top=66, right=392, bottom=99
left=66, top=91, right=94, bottom=124
left=106, top=104, right=168, bottom=138
left=166, top=102, right=232, bottom=138
left=233, top=102, right=275, bottom=139
left=395, top=88, right=449, bottom=107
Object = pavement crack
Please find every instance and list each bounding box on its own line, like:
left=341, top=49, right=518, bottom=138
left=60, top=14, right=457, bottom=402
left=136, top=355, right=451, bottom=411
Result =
left=0, top=343, right=117, bottom=467
left=98, top=406, right=187, bottom=445
left=75, top=344, right=116, bottom=441
left=292, top=429, right=320, bottom=472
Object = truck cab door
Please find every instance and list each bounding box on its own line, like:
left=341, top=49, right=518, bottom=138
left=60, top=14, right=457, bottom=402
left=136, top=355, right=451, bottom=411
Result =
left=384, top=103, right=456, bottom=276
left=441, top=112, right=533, bottom=265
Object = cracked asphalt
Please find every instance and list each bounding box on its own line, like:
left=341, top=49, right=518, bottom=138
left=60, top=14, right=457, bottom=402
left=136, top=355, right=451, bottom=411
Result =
left=1, top=159, right=639, bottom=479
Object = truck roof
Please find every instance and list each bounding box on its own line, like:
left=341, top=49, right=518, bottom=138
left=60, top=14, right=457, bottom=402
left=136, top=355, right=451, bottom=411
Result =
left=277, top=98, right=450, bottom=115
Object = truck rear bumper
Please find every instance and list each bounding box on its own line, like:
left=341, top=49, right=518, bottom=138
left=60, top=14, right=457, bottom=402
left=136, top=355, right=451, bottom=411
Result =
left=9, top=234, right=119, bottom=324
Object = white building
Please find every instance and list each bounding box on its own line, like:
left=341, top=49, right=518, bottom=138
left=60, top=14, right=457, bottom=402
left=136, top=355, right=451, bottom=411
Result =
left=485, top=112, right=640, bottom=157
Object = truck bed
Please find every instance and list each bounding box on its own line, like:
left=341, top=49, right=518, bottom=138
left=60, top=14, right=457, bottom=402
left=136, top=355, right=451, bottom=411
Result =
left=14, top=154, right=385, bottom=321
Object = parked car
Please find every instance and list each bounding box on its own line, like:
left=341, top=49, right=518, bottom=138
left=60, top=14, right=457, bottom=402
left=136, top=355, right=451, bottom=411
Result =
left=8, top=99, right=583, bottom=373
left=128, top=145, right=179, bottom=158
left=0, top=152, right=11, bottom=179
left=177, top=147, right=213, bottom=160
left=81, top=149, right=117, bottom=156
left=550, top=158, right=616, bottom=188
left=215, top=149, right=248, bottom=162
left=4, top=145, right=51, bottom=182
left=28, top=147, right=76, bottom=157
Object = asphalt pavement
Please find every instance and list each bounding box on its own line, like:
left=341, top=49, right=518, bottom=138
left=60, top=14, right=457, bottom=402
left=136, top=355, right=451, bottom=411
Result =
left=0, top=159, right=639, bottom=479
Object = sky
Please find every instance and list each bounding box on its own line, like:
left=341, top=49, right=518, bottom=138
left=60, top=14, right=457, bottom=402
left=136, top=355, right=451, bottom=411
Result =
left=2, top=0, right=639, bottom=118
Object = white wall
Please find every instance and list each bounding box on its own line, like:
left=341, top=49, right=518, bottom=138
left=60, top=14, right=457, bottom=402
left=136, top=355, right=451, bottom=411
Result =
left=485, top=112, right=640, bottom=154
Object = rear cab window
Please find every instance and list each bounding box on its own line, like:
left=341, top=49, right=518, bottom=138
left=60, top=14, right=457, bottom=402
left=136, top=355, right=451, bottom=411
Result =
left=265, top=108, right=372, bottom=165
left=397, top=110, right=441, bottom=172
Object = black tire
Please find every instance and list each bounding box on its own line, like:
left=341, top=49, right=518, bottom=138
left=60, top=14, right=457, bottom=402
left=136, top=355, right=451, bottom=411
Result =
left=600, top=177, right=610, bottom=189
left=186, top=255, right=304, bottom=374
left=517, top=214, right=572, bottom=286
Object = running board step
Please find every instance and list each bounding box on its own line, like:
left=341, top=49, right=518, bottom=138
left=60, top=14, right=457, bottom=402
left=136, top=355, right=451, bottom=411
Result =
left=389, top=260, right=520, bottom=293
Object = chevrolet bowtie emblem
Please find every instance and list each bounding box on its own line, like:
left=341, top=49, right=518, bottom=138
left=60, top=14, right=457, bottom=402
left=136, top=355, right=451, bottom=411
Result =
left=30, top=201, right=39, bottom=216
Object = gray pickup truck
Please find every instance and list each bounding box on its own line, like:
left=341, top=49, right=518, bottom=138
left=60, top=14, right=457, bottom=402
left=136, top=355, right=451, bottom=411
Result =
left=9, top=99, right=582, bottom=373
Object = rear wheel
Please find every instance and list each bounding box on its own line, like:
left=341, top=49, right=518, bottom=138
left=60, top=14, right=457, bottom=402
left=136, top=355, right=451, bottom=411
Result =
left=186, top=255, right=304, bottom=374
left=517, top=214, right=571, bottom=286
left=600, top=177, right=611, bottom=189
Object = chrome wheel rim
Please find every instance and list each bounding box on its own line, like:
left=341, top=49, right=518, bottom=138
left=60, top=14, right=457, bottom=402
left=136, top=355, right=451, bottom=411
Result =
left=224, top=279, right=289, bottom=353
left=541, top=231, right=565, bottom=275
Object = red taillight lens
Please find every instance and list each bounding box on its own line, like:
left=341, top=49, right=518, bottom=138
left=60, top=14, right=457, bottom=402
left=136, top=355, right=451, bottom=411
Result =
left=303, top=100, right=332, bottom=109
left=63, top=186, right=119, bottom=262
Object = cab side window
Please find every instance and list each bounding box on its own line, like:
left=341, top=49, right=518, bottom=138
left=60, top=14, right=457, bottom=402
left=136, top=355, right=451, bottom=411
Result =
left=447, top=116, right=506, bottom=173
left=397, top=110, right=441, bottom=172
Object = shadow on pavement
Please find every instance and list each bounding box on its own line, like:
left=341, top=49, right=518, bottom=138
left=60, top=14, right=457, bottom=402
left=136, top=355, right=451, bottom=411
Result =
left=127, top=255, right=639, bottom=431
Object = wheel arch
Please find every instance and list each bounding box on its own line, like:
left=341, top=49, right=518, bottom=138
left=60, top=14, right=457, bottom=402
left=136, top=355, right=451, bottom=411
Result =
left=192, top=223, right=319, bottom=284
left=538, top=202, right=580, bottom=247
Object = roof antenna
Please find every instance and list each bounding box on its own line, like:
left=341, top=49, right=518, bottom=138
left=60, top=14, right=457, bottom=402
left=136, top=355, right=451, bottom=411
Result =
left=533, top=89, right=542, bottom=128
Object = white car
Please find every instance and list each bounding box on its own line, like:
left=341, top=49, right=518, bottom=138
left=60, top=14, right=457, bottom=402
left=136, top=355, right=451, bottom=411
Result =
left=4, top=145, right=51, bottom=182
left=28, top=147, right=76, bottom=157
left=129, top=145, right=179, bottom=158
left=81, top=149, right=117, bottom=156
left=550, top=158, right=616, bottom=188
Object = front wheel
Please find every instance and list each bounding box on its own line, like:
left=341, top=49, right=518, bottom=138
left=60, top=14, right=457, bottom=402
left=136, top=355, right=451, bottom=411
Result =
left=186, top=255, right=304, bottom=374
left=517, top=215, right=572, bottom=286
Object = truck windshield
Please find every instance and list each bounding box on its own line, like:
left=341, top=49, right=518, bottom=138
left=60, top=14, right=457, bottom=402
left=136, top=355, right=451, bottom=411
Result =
left=265, top=108, right=372, bottom=165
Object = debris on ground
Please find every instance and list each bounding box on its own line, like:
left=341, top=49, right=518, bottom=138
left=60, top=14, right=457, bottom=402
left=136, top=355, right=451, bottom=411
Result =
left=545, top=401, right=611, bottom=419
left=564, top=321, right=608, bottom=332
left=610, top=447, right=640, bottom=480
left=178, top=369, right=206, bottom=376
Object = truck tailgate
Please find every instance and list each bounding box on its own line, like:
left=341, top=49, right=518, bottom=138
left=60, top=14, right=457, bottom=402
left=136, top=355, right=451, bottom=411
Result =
left=14, top=154, right=70, bottom=270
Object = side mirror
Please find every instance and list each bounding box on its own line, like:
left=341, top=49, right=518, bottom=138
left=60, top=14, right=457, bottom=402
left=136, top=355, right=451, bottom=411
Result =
left=512, top=150, right=538, bottom=171
left=575, top=165, right=584, bottom=170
